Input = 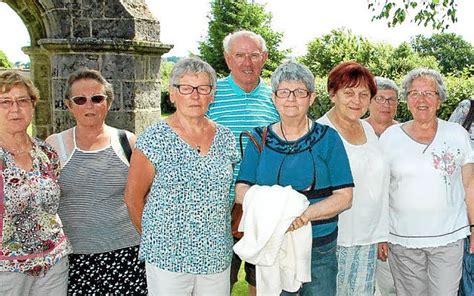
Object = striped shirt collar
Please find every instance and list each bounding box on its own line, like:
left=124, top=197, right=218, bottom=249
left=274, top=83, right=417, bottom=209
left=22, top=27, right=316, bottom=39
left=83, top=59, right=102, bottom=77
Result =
left=228, top=74, right=265, bottom=96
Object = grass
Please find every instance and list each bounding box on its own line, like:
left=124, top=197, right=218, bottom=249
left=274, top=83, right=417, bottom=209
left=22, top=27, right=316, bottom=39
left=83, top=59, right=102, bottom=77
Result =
left=231, top=262, right=248, bottom=296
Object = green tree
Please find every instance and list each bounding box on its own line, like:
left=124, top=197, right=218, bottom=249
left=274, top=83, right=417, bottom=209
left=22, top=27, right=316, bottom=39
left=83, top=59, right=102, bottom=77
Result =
left=0, top=50, right=12, bottom=68
left=300, top=28, right=438, bottom=79
left=199, top=0, right=288, bottom=78
left=410, top=33, right=474, bottom=75
left=368, top=0, right=458, bottom=31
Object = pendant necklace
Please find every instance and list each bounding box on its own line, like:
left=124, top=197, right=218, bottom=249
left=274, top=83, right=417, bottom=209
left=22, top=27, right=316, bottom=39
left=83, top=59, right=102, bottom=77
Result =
left=280, top=117, right=310, bottom=152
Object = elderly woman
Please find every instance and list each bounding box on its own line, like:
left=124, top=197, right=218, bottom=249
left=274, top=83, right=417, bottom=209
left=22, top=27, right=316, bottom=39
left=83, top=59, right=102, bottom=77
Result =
left=235, top=61, right=354, bottom=295
left=365, top=76, right=399, bottom=137
left=365, top=76, right=400, bottom=296
left=0, top=71, right=71, bottom=295
left=125, top=57, right=240, bottom=295
left=46, top=68, right=146, bottom=294
left=316, top=61, right=390, bottom=295
left=380, top=68, right=474, bottom=295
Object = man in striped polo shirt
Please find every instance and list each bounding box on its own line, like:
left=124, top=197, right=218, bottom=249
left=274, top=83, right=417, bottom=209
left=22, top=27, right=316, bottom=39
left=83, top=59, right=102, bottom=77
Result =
left=207, top=30, right=279, bottom=294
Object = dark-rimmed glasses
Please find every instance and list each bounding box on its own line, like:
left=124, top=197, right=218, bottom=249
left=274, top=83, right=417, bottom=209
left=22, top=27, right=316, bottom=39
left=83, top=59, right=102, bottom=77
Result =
left=0, top=96, right=32, bottom=109
left=407, top=90, right=439, bottom=100
left=275, top=88, right=310, bottom=99
left=373, top=95, right=398, bottom=105
left=70, top=94, right=107, bottom=105
left=173, top=84, right=212, bottom=95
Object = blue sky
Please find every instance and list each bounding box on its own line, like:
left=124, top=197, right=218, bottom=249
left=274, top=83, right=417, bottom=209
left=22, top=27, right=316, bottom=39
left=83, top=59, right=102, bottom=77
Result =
left=0, top=0, right=473, bottom=63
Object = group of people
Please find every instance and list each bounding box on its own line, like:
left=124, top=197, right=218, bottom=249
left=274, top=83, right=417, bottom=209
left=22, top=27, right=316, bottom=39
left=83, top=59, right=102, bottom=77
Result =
left=0, top=29, right=472, bottom=296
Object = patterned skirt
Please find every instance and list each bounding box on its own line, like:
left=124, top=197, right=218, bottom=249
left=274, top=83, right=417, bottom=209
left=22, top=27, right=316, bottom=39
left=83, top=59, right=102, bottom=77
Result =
left=68, top=245, right=147, bottom=295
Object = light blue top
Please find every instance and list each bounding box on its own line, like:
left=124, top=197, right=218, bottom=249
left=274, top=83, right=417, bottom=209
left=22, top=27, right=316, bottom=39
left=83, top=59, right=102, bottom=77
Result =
left=207, top=75, right=280, bottom=201
left=136, top=121, right=240, bottom=274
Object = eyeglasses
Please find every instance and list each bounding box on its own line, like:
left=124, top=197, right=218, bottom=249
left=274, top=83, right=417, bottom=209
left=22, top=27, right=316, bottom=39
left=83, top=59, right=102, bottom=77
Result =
left=0, top=96, right=32, bottom=109
left=231, top=52, right=263, bottom=63
left=407, top=90, right=439, bottom=99
left=373, top=95, right=398, bottom=105
left=275, top=88, right=310, bottom=99
left=173, top=84, right=212, bottom=95
left=70, top=94, right=107, bottom=105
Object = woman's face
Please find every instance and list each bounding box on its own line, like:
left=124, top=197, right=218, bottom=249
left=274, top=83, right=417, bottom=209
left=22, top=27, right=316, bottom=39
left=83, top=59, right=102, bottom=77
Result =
left=169, top=73, right=214, bottom=119
left=369, top=89, right=398, bottom=124
left=66, top=79, right=109, bottom=128
left=330, top=84, right=371, bottom=121
left=406, top=77, right=440, bottom=124
left=0, top=84, right=34, bottom=135
left=272, top=81, right=315, bottom=120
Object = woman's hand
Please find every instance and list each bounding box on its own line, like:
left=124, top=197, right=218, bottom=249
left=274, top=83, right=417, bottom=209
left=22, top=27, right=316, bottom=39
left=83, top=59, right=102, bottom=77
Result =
left=377, top=242, right=389, bottom=261
left=287, top=212, right=310, bottom=232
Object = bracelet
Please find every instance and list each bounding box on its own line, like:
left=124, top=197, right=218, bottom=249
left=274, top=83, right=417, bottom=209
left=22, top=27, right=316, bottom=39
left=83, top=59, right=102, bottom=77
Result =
left=470, top=225, right=474, bottom=231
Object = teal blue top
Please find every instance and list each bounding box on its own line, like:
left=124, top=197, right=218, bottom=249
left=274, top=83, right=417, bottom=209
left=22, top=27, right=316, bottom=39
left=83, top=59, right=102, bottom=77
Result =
left=237, top=122, right=354, bottom=239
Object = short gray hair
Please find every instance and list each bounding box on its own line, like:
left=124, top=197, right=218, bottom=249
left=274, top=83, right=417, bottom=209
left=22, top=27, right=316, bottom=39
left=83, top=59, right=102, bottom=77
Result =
left=271, top=61, right=315, bottom=93
left=169, top=57, right=217, bottom=94
left=401, top=68, right=447, bottom=102
left=375, top=76, right=399, bottom=97
left=223, top=30, right=267, bottom=53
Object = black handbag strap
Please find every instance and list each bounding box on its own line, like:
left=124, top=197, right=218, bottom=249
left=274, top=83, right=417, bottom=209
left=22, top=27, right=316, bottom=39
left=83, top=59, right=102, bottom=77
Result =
left=118, top=129, right=132, bottom=163
left=239, top=126, right=268, bottom=157
left=462, top=99, right=474, bottom=131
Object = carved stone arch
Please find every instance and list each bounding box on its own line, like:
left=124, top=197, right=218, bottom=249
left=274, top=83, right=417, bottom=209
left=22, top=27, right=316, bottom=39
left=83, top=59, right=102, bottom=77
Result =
left=2, top=0, right=172, bottom=138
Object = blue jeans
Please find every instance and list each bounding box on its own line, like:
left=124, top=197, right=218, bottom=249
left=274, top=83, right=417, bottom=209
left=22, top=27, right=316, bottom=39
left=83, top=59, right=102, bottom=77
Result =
left=281, top=238, right=337, bottom=296
left=459, top=237, right=474, bottom=296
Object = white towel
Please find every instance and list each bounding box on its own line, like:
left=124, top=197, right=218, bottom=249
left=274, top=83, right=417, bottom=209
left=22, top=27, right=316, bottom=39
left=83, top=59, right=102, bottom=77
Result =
left=233, top=185, right=312, bottom=295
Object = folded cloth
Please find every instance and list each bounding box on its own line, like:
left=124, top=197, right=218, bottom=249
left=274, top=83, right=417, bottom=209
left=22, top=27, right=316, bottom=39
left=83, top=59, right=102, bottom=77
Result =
left=234, top=185, right=312, bottom=295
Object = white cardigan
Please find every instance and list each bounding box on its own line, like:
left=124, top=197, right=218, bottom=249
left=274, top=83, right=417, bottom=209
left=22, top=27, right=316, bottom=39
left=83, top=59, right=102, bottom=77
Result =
left=234, top=185, right=312, bottom=295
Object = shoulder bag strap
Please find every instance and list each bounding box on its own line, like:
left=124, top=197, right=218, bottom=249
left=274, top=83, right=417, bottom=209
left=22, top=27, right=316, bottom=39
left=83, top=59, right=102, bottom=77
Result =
left=239, top=126, right=268, bottom=157
left=118, top=129, right=132, bottom=163
left=462, top=99, right=474, bottom=131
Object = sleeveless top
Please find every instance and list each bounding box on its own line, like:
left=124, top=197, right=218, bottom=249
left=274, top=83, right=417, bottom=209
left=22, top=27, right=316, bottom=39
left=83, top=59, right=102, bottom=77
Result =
left=57, top=127, right=140, bottom=254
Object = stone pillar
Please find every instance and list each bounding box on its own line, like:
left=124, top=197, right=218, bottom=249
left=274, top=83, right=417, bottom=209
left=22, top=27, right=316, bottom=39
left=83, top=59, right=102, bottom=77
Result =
left=4, top=0, right=172, bottom=138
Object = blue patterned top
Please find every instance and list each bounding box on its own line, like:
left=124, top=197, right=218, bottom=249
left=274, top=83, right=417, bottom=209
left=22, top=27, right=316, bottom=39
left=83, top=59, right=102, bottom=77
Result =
left=136, top=120, right=240, bottom=274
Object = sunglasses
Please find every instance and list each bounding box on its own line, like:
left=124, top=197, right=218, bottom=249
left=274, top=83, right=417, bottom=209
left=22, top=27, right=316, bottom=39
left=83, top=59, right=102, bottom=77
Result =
left=70, top=94, right=107, bottom=105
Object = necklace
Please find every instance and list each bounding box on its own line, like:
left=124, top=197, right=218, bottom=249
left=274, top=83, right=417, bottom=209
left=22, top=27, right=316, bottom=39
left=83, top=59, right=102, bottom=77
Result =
left=0, top=137, right=31, bottom=156
left=196, top=145, right=201, bottom=153
left=280, top=117, right=311, bottom=152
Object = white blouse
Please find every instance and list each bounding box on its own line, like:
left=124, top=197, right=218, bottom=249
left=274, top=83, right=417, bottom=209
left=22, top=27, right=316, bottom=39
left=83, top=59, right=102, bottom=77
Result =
left=379, top=119, right=473, bottom=248
left=317, top=114, right=389, bottom=246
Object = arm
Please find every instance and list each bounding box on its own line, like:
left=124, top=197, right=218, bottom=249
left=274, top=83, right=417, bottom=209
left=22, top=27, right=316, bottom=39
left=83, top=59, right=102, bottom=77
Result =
left=235, top=183, right=251, bottom=205
left=462, top=163, right=474, bottom=253
left=124, top=149, right=155, bottom=234
left=289, top=187, right=352, bottom=231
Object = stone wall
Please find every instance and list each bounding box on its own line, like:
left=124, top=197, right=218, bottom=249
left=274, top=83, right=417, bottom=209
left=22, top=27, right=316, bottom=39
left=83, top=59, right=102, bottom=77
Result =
left=3, top=0, right=172, bottom=138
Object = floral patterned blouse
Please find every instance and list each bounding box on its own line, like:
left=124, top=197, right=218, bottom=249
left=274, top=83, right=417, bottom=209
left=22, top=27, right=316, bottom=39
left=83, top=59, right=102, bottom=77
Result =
left=0, top=137, right=71, bottom=276
left=136, top=121, right=240, bottom=274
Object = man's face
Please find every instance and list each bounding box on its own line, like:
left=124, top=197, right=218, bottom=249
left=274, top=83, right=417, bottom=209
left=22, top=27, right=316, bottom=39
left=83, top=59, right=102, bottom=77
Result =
left=224, top=35, right=267, bottom=92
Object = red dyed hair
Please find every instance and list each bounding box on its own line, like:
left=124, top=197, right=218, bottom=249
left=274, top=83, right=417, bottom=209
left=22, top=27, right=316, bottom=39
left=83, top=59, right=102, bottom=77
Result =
left=327, top=61, right=377, bottom=98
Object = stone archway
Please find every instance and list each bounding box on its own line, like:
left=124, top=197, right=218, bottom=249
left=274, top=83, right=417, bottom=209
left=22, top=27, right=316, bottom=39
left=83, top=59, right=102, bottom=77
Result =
left=2, top=0, right=172, bottom=139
